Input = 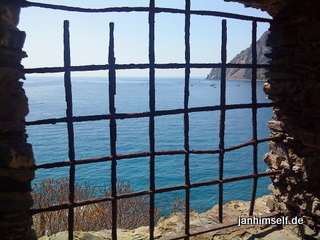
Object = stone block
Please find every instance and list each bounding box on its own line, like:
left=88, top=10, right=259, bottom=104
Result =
left=0, top=120, right=25, bottom=133
left=0, top=66, right=25, bottom=84
left=0, top=49, right=26, bottom=69
left=269, top=141, right=288, bottom=158
left=0, top=93, right=28, bottom=121
left=266, top=195, right=275, bottom=211
left=0, top=211, right=30, bottom=228
left=0, top=79, right=25, bottom=95
left=312, top=200, right=320, bottom=216
left=0, top=132, right=27, bottom=144
left=0, top=168, right=34, bottom=182
left=303, top=224, right=318, bottom=239
left=0, top=143, right=35, bottom=168
left=264, top=152, right=282, bottom=169
left=0, top=192, right=33, bottom=212
left=267, top=120, right=286, bottom=132
left=263, top=81, right=285, bottom=95
left=292, top=165, right=301, bottom=174
left=280, top=161, right=290, bottom=170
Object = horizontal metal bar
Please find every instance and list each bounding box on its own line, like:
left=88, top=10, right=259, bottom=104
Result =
left=26, top=102, right=275, bottom=126
left=24, top=66, right=65, bottom=74
left=29, top=170, right=281, bottom=215
left=30, top=203, right=70, bottom=214
left=20, top=1, right=271, bottom=22
left=33, top=135, right=283, bottom=170
left=24, top=63, right=270, bottom=74
left=190, top=170, right=281, bottom=188
left=171, top=9, right=271, bottom=22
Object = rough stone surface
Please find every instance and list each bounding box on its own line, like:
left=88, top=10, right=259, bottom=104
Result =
left=224, top=0, right=288, bottom=16
left=0, top=2, right=36, bottom=240
left=38, top=196, right=301, bottom=240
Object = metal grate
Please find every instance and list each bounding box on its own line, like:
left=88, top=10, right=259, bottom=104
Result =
left=18, top=0, right=282, bottom=239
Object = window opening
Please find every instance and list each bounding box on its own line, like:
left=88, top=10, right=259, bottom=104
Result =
left=19, top=0, right=282, bottom=239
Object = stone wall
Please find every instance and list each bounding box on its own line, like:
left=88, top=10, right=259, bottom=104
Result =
left=229, top=0, right=320, bottom=239
left=0, top=1, right=36, bottom=240
left=264, top=1, right=320, bottom=238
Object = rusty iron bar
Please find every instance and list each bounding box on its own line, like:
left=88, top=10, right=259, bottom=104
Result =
left=24, top=63, right=270, bottom=74
left=218, top=19, right=227, bottom=224
left=108, top=22, right=118, bottom=240
left=249, top=21, right=259, bottom=217
left=184, top=0, right=191, bottom=239
left=148, top=0, right=156, bottom=239
left=63, top=20, right=75, bottom=240
left=33, top=135, right=283, bottom=170
left=29, top=170, right=281, bottom=215
left=25, top=102, right=275, bottom=126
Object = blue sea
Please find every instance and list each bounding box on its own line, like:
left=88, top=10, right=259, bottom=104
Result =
left=24, top=76, right=273, bottom=213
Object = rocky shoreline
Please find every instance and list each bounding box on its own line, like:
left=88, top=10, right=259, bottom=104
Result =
left=39, top=195, right=301, bottom=240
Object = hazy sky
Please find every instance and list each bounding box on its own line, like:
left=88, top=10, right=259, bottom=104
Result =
left=19, top=0, right=271, bottom=77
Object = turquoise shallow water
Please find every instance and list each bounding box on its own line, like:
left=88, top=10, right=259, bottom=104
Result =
left=24, top=76, right=273, bottom=213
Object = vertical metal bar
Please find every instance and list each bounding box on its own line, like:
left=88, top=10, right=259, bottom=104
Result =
left=148, top=1, right=156, bottom=239
left=184, top=0, right=191, bottom=239
left=108, top=22, right=117, bottom=240
left=218, top=19, right=227, bottom=224
left=63, top=20, right=75, bottom=240
left=249, top=21, right=258, bottom=216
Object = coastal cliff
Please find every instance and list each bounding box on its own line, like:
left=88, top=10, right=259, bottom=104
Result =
left=206, top=31, right=270, bottom=80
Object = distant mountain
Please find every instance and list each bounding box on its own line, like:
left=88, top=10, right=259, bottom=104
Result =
left=206, top=31, right=270, bottom=80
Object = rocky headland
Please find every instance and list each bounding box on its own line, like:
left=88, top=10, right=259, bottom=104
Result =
left=206, top=31, right=270, bottom=81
